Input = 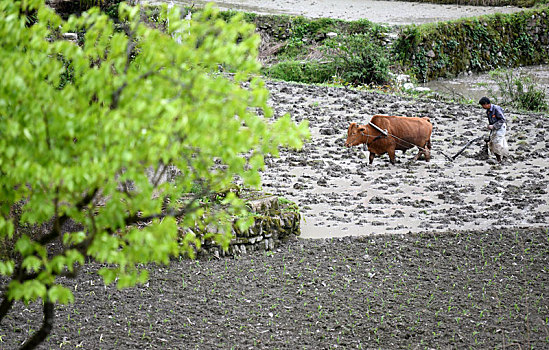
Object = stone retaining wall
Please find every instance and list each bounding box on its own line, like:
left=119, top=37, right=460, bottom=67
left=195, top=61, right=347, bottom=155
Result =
left=250, top=8, right=549, bottom=83
left=198, top=196, right=301, bottom=258
left=393, top=7, right=549, bottom=81
left=47, top=1, right=549, bottom=84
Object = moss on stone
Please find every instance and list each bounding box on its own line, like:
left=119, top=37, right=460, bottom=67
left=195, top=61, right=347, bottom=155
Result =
left=392, top=7, right=549, bottom=81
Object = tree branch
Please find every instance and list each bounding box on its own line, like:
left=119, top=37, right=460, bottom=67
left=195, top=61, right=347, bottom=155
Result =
left=0, top=297, right=14, bottom=323
left=109, top=17, right=155, bottom=111
left=109, top=70, right=156, bottom=110
left=19, top=299, right=54, bottom=350
left=0, top=188, right=98, bottom=323
left=41, top=107, right=51, bottom=151
left=151, top=159, right=173, bottom=188
left=38, top=188, right=98, bottom=246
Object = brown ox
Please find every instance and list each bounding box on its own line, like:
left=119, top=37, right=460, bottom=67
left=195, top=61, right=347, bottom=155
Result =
left=345, top=115, right=432, bottom=165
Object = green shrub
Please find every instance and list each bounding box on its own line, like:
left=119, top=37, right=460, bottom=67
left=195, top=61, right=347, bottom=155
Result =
left=391, top=8, right=549, bottom=82
left=515, top=85, right=548, bottom=111
left=489, top=68, right=548, bottom=111
left=263, top=61, right=333, bottom=84
left=323, top=33, right=390, bottom=85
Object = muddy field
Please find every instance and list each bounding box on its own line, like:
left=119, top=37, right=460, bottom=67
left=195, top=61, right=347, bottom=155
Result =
left=2, top=81, right=548, bottom=350
left=163, top=0, right=523, bottom=24
left=261, top=81, right=549, bottom=238
left=2, top=2, right=548, bottom=349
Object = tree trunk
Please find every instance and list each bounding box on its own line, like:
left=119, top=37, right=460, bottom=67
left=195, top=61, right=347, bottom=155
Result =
left=20, top=301, right=55, bottom=350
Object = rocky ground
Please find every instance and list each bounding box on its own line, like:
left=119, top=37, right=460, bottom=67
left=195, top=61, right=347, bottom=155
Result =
left=2, top=81, right=548, bottom=350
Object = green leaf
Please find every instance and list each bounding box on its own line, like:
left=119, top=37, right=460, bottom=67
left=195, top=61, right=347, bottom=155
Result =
left=22, top=256, right=42, bottom=273
left=22, top=280, right=47, bottom=303
left=15, top=236, right=34, bottom=257
left=65, top=249, right=85, bottom=272
left=98, top=268, right=117, bottom=285
left=48, top=256, right=66, bottom=274
left=0, top=260, right=15, bottom=276
left=48, top=285, right=74, bottom=304
left=0, top=218, right=14, bottom=239
left=63, top=231, right=87, bottom=246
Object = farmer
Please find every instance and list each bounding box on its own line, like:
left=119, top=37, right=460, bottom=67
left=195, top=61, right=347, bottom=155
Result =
left=479, top=97, right=508, bottom=163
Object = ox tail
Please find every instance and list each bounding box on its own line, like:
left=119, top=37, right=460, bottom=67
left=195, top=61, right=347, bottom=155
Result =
left=423, top=117, right=431, bottom=123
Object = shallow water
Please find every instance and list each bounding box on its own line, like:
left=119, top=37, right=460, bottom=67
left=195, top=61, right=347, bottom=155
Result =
left=422, top=65, right=549, bottom=103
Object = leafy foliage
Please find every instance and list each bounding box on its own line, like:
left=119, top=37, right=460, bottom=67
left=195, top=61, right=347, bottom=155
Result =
left=263, top=60, right=333, bottom=84
left=323, top=33, right=390, bottom=86
left=392, top=8, right=549, bottom=82
left=489, top=68, right=548, bottom=111
left=0, top=1, right=308, bottom=347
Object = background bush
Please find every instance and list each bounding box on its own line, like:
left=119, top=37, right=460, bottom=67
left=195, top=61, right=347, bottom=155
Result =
left=489, top=68, right=548, bottom=111
left=262, top=61, right=333, bottom=84
left=323, top=33, right=390, bottom=86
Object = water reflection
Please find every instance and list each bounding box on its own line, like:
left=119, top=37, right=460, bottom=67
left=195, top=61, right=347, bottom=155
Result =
left=422, top=65, right=549, bottom=103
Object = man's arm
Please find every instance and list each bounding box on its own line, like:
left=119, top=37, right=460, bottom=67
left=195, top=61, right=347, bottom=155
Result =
left=492, top=106, right=506, bottom=130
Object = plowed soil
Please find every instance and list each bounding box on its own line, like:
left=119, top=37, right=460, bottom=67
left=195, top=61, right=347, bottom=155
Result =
left=2, top=230, right=548, bottom=349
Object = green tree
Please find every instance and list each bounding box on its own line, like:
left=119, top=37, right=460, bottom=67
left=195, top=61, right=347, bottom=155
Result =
left=0, top=1, right=309, bottom=348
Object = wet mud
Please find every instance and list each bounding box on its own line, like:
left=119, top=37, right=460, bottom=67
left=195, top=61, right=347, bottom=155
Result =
left=260, top=81, right=549, bottom=238
left=2, top=3, right=548, bottom=350
left=164, top=0, right=523, bottom=24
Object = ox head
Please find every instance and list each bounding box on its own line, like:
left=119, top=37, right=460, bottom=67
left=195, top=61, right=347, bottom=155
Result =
left=345, top=122, right=367, bottom=147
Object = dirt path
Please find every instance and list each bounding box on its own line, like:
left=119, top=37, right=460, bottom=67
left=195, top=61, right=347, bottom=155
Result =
left=164, top=0, right=523, bottom=24
left=259, top=81, right=549, bottom=238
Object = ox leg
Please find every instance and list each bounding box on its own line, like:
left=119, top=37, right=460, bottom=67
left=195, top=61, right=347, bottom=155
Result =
left=369, top=153, right=375, bottom=165
left=388, top=149, right=396, bottom=165
left=413, top=148, right=422, bottom=161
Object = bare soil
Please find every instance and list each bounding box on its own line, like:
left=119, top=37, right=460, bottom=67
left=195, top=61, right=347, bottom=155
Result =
left=2, top=81, right=548, bottom=350
left=3, top=2, right=548, bottom=350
